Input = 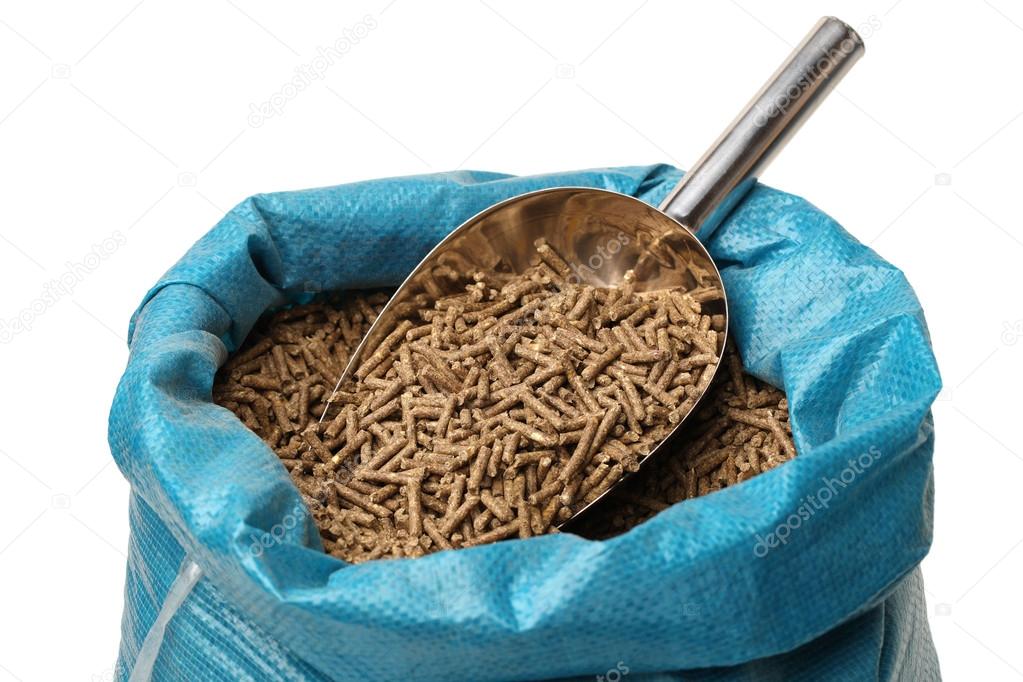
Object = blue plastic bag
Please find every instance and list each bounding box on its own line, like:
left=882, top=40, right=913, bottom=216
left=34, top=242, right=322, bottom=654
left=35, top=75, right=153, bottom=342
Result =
left=109, top=166, right=942, bottom=681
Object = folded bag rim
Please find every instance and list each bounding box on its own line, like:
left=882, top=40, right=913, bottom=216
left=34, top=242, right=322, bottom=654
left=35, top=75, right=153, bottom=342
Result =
left=109, top=165, right=941, bottom=680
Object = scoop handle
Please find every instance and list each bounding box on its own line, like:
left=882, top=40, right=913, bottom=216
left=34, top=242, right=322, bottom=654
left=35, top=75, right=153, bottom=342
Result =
left=659, top=16, right=864, bottom=239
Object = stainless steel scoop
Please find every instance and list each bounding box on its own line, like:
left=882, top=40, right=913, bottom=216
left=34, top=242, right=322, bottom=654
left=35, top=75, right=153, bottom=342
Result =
left=323, top=16, right=864, bottom=525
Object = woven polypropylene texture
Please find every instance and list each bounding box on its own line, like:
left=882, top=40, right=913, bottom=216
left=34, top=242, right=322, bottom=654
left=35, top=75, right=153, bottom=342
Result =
left=109, top=166, right=942, bottom=681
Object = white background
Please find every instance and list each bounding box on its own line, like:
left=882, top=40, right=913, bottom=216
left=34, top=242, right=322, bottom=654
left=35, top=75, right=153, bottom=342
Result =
left=0, top=1, right=1019, bottom=680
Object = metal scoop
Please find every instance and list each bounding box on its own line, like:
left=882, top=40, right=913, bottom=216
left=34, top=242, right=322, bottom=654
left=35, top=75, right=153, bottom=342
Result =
left=323, top=16, right=864, bottom=525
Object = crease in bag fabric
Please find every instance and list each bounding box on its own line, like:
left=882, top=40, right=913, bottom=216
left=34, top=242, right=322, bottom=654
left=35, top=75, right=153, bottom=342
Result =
left=109, top=165, right=942, bottom=681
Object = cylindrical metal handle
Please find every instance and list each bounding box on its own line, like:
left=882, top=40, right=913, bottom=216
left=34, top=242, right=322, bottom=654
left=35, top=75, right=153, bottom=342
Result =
left=659, top=16, right=864, bottom=239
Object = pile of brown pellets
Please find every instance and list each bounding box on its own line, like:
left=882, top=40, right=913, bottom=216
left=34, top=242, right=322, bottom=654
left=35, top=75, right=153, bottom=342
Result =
left=573, top=345, right=794, bottom=538
left=214, top=242, right=794, bottom=562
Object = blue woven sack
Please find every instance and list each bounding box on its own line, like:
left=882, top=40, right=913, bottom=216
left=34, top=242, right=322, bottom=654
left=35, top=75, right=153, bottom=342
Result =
left=109, top=165, right=942, bottom=681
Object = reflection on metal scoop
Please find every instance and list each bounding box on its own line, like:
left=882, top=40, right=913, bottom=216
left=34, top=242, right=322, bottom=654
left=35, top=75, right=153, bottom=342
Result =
left=323, top=17, right=864, bottom=526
